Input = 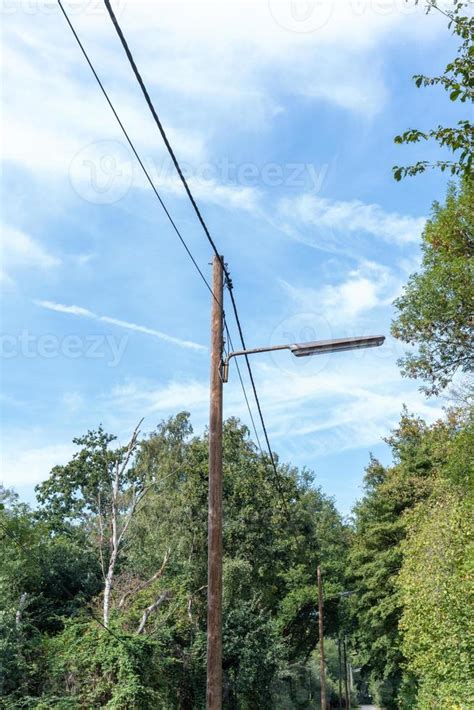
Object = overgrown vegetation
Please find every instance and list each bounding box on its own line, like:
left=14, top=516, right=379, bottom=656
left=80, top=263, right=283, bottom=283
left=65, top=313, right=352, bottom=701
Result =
left=1, top=418, right=350, bottom=708
left=347, top=406, right=473, bottom=710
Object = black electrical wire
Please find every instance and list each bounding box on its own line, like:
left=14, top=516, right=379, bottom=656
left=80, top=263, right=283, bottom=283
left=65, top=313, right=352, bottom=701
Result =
left=56, top=0, right=211, bottom=298
left=56, top=0, right=268, bottom=496
left=226, top=288, right=291, bottom=514
left=225, top=324, right=262, bottom=452
left=103, top=0, right=224, bottom=269
left=101, top=0, right=290, bottom=513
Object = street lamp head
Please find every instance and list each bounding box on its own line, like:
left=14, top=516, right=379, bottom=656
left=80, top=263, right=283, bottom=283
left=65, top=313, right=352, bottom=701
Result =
left=222, top=335, right=385, bottom=381
left=289, top=335, right=385, bottom=357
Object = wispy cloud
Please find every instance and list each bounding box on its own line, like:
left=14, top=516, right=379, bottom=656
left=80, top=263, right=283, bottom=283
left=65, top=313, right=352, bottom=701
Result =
left=1, top=225, right=60, bottom=285
left=1, top=0, right=444, bottom=195
left=282, top=260, right=403, bottom=325
left=34, top=300, right=206, bottom=352
left=139, top=169, right=262, bottom=213
left=110, top=379, right=209, bottom=414
left=1, top=225, right=60, bottom=269
left=124, top=0, right=441, bottom=118
left=278, top=194, right=426, bottom=246
left=246, top=357, right=443, bottom=460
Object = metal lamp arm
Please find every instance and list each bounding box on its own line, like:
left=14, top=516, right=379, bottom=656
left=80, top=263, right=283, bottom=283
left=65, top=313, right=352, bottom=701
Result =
left=222, top=344, right=291, bottom=382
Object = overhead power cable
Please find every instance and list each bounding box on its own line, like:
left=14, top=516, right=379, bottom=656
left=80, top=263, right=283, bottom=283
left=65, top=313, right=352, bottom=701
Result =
left=101, top=0, right=289, bottom=512
left=56, top=0, right=211, bottom=297
left=55, top=1, right=265, bottom=484
left=103, top=0, right=224, bottom=269
left=225, top=324, right=262, bottom=452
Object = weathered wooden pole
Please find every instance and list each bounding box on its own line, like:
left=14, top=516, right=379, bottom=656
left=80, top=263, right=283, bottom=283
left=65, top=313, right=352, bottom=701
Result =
left=343, top=635, right=350, bottom=709
left=318, top=565, right=327, bottom=710
left=338, top=635, right=343, bottom=708
left=207, top=255, right=224, bottom=709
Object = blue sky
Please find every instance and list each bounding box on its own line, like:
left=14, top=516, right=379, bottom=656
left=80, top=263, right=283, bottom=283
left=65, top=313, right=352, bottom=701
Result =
left=0, top=1, right=461, bottom=514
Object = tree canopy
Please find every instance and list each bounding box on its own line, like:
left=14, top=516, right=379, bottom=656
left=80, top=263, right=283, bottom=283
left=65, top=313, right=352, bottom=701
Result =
left=391, top=176, right=474, bottom=394
left=1, top=416, right=349, bottom=708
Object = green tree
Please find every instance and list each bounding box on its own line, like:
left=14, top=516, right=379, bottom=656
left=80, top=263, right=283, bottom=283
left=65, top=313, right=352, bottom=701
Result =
left=393, top=1, right=474, bottom=181
left=391, top=177, right=474, bottom=394
left=119, top=415, right=349, bottom=707
left=1, top=415, right=349, bottom=708
left=36, top=423, right=146, bottom=627
left=398, top=410, right=474, bottom=710
left=347, top=411, right=458, bottom=709
left=0, top=490, right=101, bottom=704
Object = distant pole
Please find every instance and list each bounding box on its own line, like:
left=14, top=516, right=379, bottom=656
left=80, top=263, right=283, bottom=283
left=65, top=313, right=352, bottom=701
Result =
left=343, top=635, right=350, bottom=709
left=207, top=255, right=224, bottom=709
left=317, top=565, right=327, bottom=710
left=338, top=635, right=343, bottom=708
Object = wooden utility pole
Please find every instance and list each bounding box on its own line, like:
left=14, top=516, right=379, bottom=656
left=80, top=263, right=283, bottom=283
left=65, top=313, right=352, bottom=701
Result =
left=343, top=635, right=350, bottom=709
left=338, top=635, right=343, bottom=708
left=317, top=565, right=327, bottom=710
left=207, top=255, right=224, bottom=710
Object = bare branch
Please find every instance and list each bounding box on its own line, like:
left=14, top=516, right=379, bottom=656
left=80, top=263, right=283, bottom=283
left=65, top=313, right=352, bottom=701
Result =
left=97, top=491, right=106, bottom=580
left=187, top=585, right=207, bottom=623
left=103, top=419, right=143, bottom=628
left=136, top=590, right=171, bottom=634
left=15, top=592, right=28, bottom=630
left=118, top=548, right=171, bottom=609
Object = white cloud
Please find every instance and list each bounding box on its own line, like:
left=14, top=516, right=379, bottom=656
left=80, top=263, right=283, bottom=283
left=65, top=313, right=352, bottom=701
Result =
left=1, top=226, right=60, bottom=269
left=110, top=379, right=209, bottom=413
left=140, top=169, right=262, bottom=212
left=0, top=225, right=60, bottom=284
left=246, top=355, right=443, bottom=459
left=282, top=259, right=402, bottom=324
left=278, top=194, right=426, bottom=245
left=1, top=0, right=444, bottom=194
left=35, top=301, right=93, bottom=317
left=121, top=0, right=441, bottom=118
left=34, top=299, right=207, bottom=351
left=1, top=442, right=75, bottom=487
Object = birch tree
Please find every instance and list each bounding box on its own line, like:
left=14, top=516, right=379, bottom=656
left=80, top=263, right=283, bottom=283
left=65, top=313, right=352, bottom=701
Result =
left=36, top=421, right=153, bottom=627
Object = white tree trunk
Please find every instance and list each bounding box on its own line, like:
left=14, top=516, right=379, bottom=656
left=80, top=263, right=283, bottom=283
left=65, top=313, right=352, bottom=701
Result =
left=103, top=457, right=120, bottom=627
left=102, top=420, right=143, bottom=628
left=103, top=548, right=118, bottom=628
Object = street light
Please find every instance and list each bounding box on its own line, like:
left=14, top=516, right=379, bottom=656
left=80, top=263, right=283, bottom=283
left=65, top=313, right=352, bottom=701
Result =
left=222, top=335, right=385, bottom=382
left=206, top=255, right=384, bottom=709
